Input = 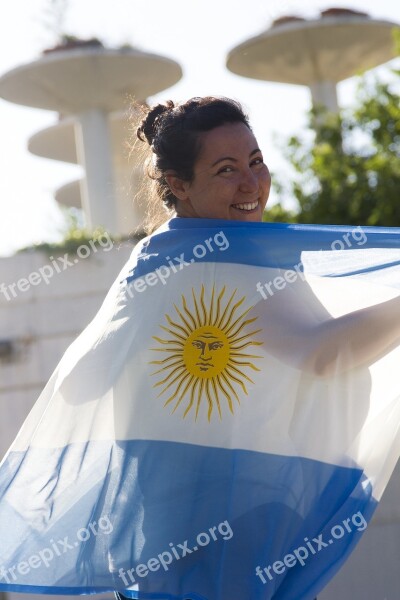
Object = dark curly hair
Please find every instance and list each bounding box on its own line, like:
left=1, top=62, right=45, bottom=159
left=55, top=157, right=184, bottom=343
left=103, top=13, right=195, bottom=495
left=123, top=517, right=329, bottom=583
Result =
left=136, top=96, right=251, bottom=209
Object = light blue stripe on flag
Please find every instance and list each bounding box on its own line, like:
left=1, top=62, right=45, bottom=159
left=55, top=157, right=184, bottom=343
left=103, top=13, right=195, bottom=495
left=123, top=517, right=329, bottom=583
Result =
left=0, top=218, right=399, bottom=600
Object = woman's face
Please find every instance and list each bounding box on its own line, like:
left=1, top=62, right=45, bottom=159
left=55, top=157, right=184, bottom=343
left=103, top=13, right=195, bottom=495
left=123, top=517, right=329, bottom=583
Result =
left=171, top=122, right=271, bottom=221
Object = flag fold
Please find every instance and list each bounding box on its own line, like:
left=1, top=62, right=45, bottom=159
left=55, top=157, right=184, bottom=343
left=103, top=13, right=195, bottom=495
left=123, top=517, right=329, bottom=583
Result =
left=1, top=218, right=400, bottom=600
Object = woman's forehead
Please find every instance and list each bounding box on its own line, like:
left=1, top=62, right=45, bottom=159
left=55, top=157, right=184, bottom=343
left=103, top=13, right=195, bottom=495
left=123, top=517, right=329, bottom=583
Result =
left=197, top=122, right=259, bottom=163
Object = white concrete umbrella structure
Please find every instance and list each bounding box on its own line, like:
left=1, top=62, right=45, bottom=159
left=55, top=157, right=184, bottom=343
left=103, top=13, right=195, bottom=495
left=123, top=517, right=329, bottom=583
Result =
left=28, top=112, right=147, bottom=235
left=0, top=43, right=182, bottom=234
left=55, top=179, right=82, bottom=209
left=227, top=8, right=399, bottom=113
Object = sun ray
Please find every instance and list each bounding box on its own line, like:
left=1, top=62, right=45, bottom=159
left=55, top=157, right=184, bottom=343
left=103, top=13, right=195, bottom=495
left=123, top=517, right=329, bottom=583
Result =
left=150, top=285, right=263, bottom=421
left=152, top=336, right=184, bottom=347
left=150, top=358, right=185, bottom=376
left=165, top=314, right=192, bottom=337
left=203, top=380, right=215, bottom=422
left=219, top=296, right=246, bottom=331
left=219, top=373, right=240, bottom=409
left=163, top=373, right=193, bottom=407
left=219, top=297, right=251, bottom=332
left=228, top=358, right=261, bottom=371
left=150, top=355, right=185, bottom=366
left=200, top=285, right=208, bottom=325
left=225, top=314, right=256, bottom=337
left=214, top=286, right=226, bottom=326
left=183, top=378, right=201, bottom=418
left=226, top=364, right=256, bottom=384
left=173, top=303, right=193, bottom=332
left=191, top=288, right=203, bottom=328
left=163, top=373, right=191, bottom=403
left=230, top=352, right=263, bottom=359
left=230, top=329, right=263, bottom=345
left=195, top=379, right=206, bottom=420
left=182, top=295, right=198, bottom=330
left=153, top=365, right=187, bottom=391
left=159, top=325, right=187, bottom=341
left=150, top=348, right=185, bottom=355
left=224, top=367, right=249, bottom=394
left=210, top=377, right=222, bottom=419
left=216, top=288, right=237, bottom=329
left=208, top=286, right=216, bottom=326
left=230, top=340, right=263, bottom=351
left=170, top=375, right=195, bottom=409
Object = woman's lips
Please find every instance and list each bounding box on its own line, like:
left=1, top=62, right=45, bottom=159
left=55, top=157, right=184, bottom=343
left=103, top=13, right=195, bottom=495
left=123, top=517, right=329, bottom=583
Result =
left=231, top=201, right=259, bottom=211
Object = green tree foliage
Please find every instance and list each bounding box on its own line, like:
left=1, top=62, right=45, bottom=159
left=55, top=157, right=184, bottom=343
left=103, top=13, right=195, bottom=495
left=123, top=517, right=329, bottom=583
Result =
left=265, top=40, right=400, bottom=226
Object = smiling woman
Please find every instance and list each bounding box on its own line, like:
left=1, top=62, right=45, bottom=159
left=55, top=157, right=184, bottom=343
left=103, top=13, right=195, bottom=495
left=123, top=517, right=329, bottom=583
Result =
left=135, top=96, right=271, bottom=224
left=169, top=122, right=270, bottom=221
left=1, top=96, right=400, bottom=600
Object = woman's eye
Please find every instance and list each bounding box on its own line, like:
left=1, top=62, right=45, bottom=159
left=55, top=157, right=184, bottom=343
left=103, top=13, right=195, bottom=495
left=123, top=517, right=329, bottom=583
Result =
left=217, top=165, right=234, bottom=174
left=251, top=157, right=264, bottom=166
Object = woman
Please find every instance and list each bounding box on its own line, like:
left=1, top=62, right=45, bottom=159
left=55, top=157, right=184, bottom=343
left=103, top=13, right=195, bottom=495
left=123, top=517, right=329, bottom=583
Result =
left=137, top=97, right=271, bottom=223
left=0, top=96, right=399, bottom=600
left=136, top=96, right=400, bottom=376
left=123, top=96, right=400, bottom=598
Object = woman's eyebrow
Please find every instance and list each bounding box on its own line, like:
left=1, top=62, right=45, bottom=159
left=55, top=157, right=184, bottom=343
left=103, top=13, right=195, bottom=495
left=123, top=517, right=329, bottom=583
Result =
left=211, top=156, right=237, bottom=167
left=211, top=148, right=261, bottom=167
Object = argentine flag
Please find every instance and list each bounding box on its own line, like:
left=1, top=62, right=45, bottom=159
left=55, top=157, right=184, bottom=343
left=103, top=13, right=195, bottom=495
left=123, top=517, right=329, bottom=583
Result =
left=1, top=217, right=400, bottom=600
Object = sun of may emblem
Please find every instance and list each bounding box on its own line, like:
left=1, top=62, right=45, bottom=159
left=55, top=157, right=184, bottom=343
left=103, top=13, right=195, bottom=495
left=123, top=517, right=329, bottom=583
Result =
left=149, top=286, right=263, bottom=422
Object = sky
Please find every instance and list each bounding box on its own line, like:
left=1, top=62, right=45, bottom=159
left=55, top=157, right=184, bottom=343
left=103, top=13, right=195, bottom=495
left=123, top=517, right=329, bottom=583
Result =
left=0, top=0, right=399, bottom=255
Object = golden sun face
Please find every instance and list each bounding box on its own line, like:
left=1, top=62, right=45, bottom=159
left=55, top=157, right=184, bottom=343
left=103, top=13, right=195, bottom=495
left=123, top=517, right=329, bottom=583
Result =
left=150, top=286, right=263, bottom=422
left=183, top=326, right=230, bottom=379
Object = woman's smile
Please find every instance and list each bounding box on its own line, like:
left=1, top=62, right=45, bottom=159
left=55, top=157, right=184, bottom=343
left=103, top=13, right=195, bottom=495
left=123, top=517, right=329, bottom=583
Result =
left=170, top=122, right=271, bottom=222
left=231, top=200, right=260, bottom=212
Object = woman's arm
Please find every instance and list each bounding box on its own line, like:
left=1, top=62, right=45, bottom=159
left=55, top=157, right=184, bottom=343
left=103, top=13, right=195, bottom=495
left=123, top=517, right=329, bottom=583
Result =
left=253, top=275, right=400, bottom=377
left=305, top=295, right=400, bottom=376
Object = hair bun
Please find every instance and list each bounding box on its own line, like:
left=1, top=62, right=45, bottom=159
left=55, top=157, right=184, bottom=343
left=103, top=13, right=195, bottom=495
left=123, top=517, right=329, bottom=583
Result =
left=137, top=101, right=175, bottom=145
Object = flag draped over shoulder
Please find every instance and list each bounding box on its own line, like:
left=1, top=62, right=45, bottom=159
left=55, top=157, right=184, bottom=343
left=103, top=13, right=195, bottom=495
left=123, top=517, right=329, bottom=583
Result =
left=1, top=217, right=400, bottom=600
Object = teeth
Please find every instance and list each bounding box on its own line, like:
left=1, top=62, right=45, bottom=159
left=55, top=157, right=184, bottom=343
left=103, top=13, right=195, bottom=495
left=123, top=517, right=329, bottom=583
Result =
left=233, top=201, right=258, bottom=211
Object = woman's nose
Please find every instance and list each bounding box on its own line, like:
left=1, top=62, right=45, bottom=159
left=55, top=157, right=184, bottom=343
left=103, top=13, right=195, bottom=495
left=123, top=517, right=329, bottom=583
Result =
left=239, top=168, right=258, bottom=192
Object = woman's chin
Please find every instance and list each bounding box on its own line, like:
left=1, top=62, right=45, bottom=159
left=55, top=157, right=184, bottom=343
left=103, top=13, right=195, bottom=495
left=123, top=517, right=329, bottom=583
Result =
left=228, top=206, right=263, bottom=222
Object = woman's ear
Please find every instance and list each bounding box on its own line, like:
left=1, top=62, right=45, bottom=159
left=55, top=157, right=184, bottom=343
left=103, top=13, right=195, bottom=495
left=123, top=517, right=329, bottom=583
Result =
left=165, top=172, right=190, bottom=201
